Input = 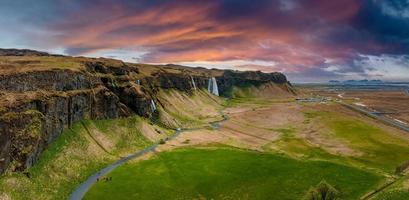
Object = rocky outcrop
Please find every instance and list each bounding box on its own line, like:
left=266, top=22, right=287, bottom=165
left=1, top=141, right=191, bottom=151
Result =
left=146, top=72, right=208, bottom=92
left=216, top=70, right=290, bottom=96
left=0, top=48, right=53, bottom=56
left=0, top=58, right=293, bottom=174
left=0, top=87, right=124, bottom=174
left=0, top=70, right=98, bottom=92
left=0, top=110, right=44, bottom=173
left=85, top=61, right=139, bottom=76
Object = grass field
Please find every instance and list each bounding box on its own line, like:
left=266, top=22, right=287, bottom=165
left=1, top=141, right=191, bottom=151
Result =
left=303, top=110, right=409, bottom=173
left=85, top=148, right=382, bottom=200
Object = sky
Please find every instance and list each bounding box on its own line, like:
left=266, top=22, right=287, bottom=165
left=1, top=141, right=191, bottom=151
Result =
left=0, top=0, right=408, bottom=82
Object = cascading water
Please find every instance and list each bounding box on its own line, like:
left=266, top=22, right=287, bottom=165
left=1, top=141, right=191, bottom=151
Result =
left=191, top=76, right=197, bottom=90
left=135, top=80, right=140, bottom=85
left=207, top=77, right=212, bottom=92
left=207, top=77, right=219, bottom=96
left=212, top=77, right=219, bottom=96
left=150, top=99, right=157, bottom=112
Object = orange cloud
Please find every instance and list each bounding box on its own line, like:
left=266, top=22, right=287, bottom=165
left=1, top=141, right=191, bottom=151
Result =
left=48, top=0, right=367, bottom=73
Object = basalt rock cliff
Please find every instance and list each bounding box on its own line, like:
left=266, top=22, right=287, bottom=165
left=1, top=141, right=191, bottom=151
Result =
left=0, top=50, right=294, bottom=174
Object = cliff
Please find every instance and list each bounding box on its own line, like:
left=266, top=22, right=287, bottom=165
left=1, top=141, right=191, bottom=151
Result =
left=0, top=50, right=294, bottom=174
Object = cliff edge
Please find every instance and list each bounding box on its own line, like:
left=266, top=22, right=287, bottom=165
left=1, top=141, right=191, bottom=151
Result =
left=0, top=49, right=294, bottom=174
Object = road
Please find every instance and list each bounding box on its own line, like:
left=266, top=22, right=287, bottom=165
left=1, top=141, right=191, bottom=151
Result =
left=339, top=102, right=409, bottom=133
left=69, top=113, right=229, bottom=200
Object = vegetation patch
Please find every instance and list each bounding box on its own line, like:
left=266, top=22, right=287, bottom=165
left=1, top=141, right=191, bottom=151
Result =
left=224, top=97, right=292, bottom=108
left=86, top=116, right=153, bottom=155
left=84, top=148, right=382, bottom=200
left=327, top=117, right=409, bottom=172
left=370, top=175, right=409, bottom=200
left=302, top=110, right=409, bottom=173
left=374, top=190, right=409, bottom=200
left=264, top=127, right=344, bottom=162
left=303, top=180, right=339, bottom=200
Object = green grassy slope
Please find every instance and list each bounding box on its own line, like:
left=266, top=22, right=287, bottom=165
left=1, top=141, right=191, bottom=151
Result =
left=157, top=89, right=223, bottom=128
left=0, top=116, right=160, bottom=200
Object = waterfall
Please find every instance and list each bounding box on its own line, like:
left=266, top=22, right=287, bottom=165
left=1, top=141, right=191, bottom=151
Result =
left=207, top=77, right=212, bottom=92
left=212, top=77, right=219, bottom=96
left=207, top=77, right=219, bottom=96
left=135, top=80, right=140, bottom=85
left=191, top=76, right=197, bottom=90
left=150, top=99, right=157, bottom=112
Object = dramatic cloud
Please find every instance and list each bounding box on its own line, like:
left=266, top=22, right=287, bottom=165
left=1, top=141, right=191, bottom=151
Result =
left=0, top=0, right=408, bottom=82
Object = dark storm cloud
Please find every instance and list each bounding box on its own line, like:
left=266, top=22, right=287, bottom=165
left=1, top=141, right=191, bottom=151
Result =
left=352, top=0, right=409, bottom=54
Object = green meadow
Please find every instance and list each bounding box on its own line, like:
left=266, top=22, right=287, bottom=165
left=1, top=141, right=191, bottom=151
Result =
left=85, top=148, right=382, bottom=200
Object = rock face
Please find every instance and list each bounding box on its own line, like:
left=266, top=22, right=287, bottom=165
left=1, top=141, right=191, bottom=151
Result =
left=0, top=110, right=44, bottom=172
left=0, top=58, right=293, bottom=174
left=0, top=70, right=98, bottom=92
left=216, top=70, right=289, bottom=96
left=0, top=87, right=123, bottom=174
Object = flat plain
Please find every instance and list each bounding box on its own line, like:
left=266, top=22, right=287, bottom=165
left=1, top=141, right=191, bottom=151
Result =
left=83, top=89, right=409, bottom=200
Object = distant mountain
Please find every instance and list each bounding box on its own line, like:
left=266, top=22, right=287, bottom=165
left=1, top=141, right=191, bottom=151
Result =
left=329, top=79, right=384, bottom=85
left=344, top=79, right=383, bottom=85
left=329, top=80, right=340, bottom=84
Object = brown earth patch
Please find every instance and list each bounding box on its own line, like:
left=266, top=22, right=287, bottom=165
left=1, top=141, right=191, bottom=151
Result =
left=156, top=129, right=231, bottom=152
left=227, top=103, right=304, bottom=130
left=138, top=121, right=163, bottom=141
left=0, top=193, right=11, bottom=200
left=298, top=124, right=363, bottom=157
left=86, top=124, right=115, bottom=151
